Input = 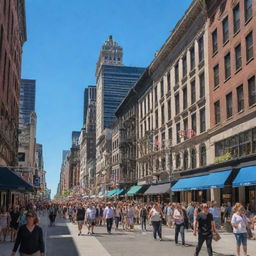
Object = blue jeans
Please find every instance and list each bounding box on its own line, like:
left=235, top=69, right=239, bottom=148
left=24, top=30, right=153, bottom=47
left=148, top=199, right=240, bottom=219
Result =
left=234, top=232, right=247, bottom=246
left=152, top=221, right=162, bottom=239
left=175, top=223, right=185, bottom=245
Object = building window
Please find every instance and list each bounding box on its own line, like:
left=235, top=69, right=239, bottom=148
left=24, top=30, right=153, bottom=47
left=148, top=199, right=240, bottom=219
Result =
left=200, top=144, right=207, bottom=167
left=176, top=122, right=181, bottom=144
left=200, top=108, right=206, bottom=133
left=167, top=100, right=171, bottom=120
left=161, top=104, right=165, bottom=125
left=191, top=80, right=196, bottom=104
left=214, top=100, right=221, bottom=124
left=224, top=52, right=231, bottom=80
left=176, top=153, right=180, bottom=169
left=182, top=55, right=187, bottom=77
left=233, top=4, right=240, bottom=34
left=236, top=85, right=244, bottom=112
left=198, top=36, right=204, bottom=63
left=235, top=44, right=242, bottom=71
left=148, top=93, right=150, bottom=112
left=183, top=118, right=188, bottom=140
left=191, top=148, right=197, bottom=169
left=212, top=29, right=218, bottom=54
left=183, top=86, right=187, bottom=110
left=222, top=16, right=229, bottom=44
left=191, top=112, right=197, bottom=134
left=175, top=93, right=180, bottom=115
left=248, top=76, right=256, bottom=106
left=213, top=64, right=219, bottom=88
left=244, top=0, right=252, bottom=23
left=168, top=127, right=172, bottom=144
left=175, top=63, right=179, bottom=85
left=183, top=150, right=188, bottom=170
left=154, top=86, right=158, bottom=105
left=190, top=46, right=195, bottom=70
left=160, top=79, right=164, bottom=98
left=155, top=109, right=158, bottom=129
left=199, top=72, right=205, bottom=98
left=162, top=132, right=165, bottom=149
left=246, top=31, right=253, bottom=62
left=167, top=71, right=171, bottom=92
left=226, top=92, right=233, bottom=118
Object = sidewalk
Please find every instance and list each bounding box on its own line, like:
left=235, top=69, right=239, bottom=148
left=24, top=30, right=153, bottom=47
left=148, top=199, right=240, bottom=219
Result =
left=144, top=224, right=256, bottom=256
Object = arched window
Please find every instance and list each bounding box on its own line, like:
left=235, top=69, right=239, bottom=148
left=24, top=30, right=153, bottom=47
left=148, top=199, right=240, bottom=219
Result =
left=183, top=150, right=188, bottom=170
left=200, top=144, right=207, bottom=166
left=191, top=148, right=197, bottom=169
left=176, top=153, right=180, bottom=168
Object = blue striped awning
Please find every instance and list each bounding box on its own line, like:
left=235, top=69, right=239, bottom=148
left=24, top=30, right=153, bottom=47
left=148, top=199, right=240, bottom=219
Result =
left=202, top=170, right=232, bottom=189
left=172, top=175, right=208, bottom=191
left=233, top=166, right=256, bottom=187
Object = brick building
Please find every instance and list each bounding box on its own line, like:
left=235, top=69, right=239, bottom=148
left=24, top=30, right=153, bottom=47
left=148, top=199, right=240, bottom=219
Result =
left=0, top=0, right=27, bottom=166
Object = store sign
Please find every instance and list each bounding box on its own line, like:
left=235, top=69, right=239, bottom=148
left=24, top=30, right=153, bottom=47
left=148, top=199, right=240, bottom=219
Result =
left=33, top=175, right=40, bottom=187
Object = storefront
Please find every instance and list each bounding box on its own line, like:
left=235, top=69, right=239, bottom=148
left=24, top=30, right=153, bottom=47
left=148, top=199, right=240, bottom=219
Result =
left=172, top=170, right=232, bottom=204
left=144, top=183, right=171, bottom=203
left=232, top=165, right=256, bottom=211
left=0, top=167, right=34, bottom=208
left=126, top=185, right=149, bottom=202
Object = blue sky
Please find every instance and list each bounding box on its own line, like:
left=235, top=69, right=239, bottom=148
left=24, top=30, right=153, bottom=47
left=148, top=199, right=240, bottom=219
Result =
left=22, top=0, right=192, bottom=197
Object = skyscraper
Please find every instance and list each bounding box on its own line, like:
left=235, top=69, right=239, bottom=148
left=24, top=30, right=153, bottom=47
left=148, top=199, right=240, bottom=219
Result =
left=19, top=79, right=36, bottom=125
left=83, top=88, right=88, bottom=126
left=96, top=36, right=145, bottom=140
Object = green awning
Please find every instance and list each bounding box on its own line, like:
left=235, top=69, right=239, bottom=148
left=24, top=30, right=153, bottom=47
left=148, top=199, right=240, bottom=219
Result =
left=114, top=188, right=124, bottom=196
left=106, top=189, right=117, bottom=197
left=126, top=185, right=142, bottom=196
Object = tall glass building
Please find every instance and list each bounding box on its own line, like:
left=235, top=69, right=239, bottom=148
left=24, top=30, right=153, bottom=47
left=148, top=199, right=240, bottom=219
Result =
left=19, top=79, right=36, bottom=125
left=96, top=36, right=145, bottom=140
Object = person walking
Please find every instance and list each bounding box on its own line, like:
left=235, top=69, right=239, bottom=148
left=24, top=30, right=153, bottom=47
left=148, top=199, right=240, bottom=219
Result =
left=86, top=204, right=96, bottom=235
left=231, top=206, right=250, bottom=256
left=193, top=203, right=217, bottom=256
left=11, top=211, right=45, bottom=256
left=173, top=203, right=185, bottom=246
left=149, top=203, right=163, bottom=241
left=10, top=206, right=20, bottom=242
left=114, top=204, right=122, bottom=230
left=209, top=201, right=221, bottom=230
left=0, top=207, right=10, bottom=242
left=140, top=205, right=147, bottom=231
left=104, top=202, right=115, bottom=234
left=75, top=203, right=86, bottom=236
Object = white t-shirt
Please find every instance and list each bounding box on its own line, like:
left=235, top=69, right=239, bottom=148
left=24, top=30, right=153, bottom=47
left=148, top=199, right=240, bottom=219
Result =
left=151, top=209, right=161, bottom=222
left=231, top=213, right=248, bottom=233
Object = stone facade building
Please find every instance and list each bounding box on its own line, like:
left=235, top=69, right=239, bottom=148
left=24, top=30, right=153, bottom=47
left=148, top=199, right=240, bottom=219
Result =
left=0, top=0, right=27, bottom=166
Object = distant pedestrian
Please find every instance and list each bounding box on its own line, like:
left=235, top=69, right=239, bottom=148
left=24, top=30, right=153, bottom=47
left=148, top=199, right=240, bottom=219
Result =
left=140, top=205, right=147, bottom=231
left=193, top=203, right=217, bottom=256
left=76, top=203, right=86, bottom=236
left=173, top=203, right=185, bottom=246
left=0, top=207, right=10, bottom=242
left=149, top=203, right=163, bottom=241
left=86, top=204, right=96, bottom=235
left=11, top=211, right=45, bottom=256
left=104, top=202, right=114, bottom=234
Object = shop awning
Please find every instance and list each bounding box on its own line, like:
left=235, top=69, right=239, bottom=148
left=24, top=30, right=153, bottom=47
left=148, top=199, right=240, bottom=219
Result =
left=114, top=188, right=124, bottom=196
left=144, top=183, right=170, bottom=195
left=233, top=166, right=256, bottom=187
left=0, top=167, right=34, bottom=192
left=202, top=170, right=232, bottom=189
left=106, top=189, right=117, bottom=197
left=172, top=175, right=208, bottom=191
left=126, top=185, right=142, bottom=196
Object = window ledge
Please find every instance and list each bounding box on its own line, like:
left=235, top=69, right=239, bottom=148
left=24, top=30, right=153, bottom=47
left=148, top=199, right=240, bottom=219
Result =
left=245, top=16, right=252, bottom=26
left=233, top=29, right=240, bottom=37
left=246, top=57, right=254, bottom=65
left=213, top=85, right=220, bottom=91
left=249, top=103, right=256, bottom=109
left=235, top=67, right=242, bottom=74
left=223, top=39, right=229, bottom=47
left=212, top=50, right=218, bottom=57
left=238, top=109, right=244, bottom=114
left=224, top=76, right=231, bottom=83
left=226, top=116, right=233, bottom=121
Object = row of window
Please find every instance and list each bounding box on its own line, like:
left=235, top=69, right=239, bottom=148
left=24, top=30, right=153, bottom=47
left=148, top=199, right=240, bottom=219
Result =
left=214, top=76, right=256, bottom=124
left=213, top=31, right=254, bottom=87
left=212, top=0, right=253, bottom=54
left=175, top=145, right=207, bottom=170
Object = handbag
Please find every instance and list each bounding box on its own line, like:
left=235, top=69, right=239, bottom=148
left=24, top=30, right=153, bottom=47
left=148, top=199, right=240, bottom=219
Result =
left=212, top=232, right=221, bottom=241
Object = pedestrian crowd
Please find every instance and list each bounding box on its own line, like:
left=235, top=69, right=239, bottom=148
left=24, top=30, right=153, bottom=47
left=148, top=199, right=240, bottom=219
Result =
left=0, top=199, right=256, bottom=256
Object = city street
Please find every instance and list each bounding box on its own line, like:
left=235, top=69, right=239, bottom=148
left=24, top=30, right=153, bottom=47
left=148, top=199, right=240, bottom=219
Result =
left=2, top=214, right=256, bottom=256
